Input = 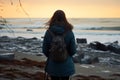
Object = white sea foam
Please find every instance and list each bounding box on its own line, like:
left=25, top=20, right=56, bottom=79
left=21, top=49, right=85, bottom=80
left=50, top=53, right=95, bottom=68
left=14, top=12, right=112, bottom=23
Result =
left=0, top=18, right=120, bottom=43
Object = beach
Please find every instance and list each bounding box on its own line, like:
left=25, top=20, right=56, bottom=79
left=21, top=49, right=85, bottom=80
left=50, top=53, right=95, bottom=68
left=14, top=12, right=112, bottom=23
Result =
left=0, top=18, right=120, bottom=80
left=0, top=0, right=120, bottom=78
left=0, top=36, right=120, bottom=80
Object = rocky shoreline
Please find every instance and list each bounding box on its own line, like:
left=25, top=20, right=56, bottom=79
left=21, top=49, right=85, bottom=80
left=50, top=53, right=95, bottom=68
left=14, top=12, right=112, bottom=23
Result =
left=0, top=36, right=43, bottom=55
left=1, top=36, right=120, bottom=66
left=0, top=36, right=120, bottom=80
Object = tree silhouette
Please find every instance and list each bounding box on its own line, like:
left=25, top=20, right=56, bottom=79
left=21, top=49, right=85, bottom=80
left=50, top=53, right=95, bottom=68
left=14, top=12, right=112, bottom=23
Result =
left=0, top=0, right=30, bottom=36
left=0, top=0, right=30, bottom=18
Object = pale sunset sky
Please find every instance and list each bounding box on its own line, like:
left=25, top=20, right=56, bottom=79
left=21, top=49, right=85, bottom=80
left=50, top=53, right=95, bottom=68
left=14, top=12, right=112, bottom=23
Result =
left=0, top=0, right=120, bottom=18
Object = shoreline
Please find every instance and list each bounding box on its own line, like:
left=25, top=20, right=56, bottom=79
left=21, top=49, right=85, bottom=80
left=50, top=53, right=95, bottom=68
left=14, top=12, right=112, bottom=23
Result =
left=0, top=52, right=120, bottom=80
left=1, top=27, right=120, bottom=44
left=0, top=36, right=120, bottom=80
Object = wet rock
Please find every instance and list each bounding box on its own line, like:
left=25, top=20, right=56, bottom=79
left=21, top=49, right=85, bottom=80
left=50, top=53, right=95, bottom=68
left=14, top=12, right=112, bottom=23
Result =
left=26, top=29, right=33, bottom=31
left=0, top=36, right=11, bottom=42
left=16, top=36, right=25, bottom=40
left=0, top=53, right=14, bottom=60
left=0, top=36, right=120, bottom=67
left=0, top=36, right=43, bottom=55
left=73, top=51, right=99, bottom=64
left=91, top=57, right=99, bottom=63
left=0, top=44, right=3, bottom=49
left=81, top=56, right=99, bottom=64
left=73, top=50, right=85, bottom=63
left=76, top=38, right=87, bottom=44
left=107, top=41, right=120, bottom=54
left=80, top=56, right=91, bottom=64
left=89, top=41, right=108, bottom=51
left=29, top=37, right=38, bottom=40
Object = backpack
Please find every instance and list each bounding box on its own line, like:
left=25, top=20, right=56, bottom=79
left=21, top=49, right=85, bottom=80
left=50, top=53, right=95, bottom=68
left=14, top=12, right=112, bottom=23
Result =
left=48, top=30, right=68, bottom=63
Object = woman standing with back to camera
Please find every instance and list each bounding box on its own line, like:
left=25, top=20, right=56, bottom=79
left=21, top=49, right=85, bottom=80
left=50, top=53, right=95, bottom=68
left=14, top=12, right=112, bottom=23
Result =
left=42, top=10, right=76, bottom=80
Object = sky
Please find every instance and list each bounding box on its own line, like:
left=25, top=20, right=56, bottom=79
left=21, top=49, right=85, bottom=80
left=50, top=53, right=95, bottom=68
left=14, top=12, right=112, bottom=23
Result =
left=0, top=0, right=120, bottom=18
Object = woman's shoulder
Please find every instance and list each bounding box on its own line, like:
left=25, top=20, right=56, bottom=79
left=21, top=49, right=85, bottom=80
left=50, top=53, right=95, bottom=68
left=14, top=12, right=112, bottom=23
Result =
left=44, top=29, right=51, bottom=38
left=66, top=30, right=74, bottom=35
left=65, top=30, right=75, bottom=38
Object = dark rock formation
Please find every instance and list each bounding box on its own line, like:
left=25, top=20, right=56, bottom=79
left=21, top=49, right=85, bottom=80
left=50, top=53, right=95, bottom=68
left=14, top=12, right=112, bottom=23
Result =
left=76, top=38, right=87, bottom=44
left=89, top=41, right=108, bottom=51
left=0, top=53, right=14, bottom=60
left=107, top=41, right=120, bottom=54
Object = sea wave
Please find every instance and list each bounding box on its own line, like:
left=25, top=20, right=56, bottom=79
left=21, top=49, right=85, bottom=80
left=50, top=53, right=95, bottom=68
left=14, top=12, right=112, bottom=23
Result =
left=74, top=25, right=120, bottom=31
left=85, top=26, right=120, bottom=31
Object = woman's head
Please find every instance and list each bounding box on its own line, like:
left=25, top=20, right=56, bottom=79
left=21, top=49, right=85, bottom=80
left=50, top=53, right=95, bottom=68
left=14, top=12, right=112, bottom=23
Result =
left=51, top=10, right=66, bottom=22
left=46, top=10, right=73, bottom=30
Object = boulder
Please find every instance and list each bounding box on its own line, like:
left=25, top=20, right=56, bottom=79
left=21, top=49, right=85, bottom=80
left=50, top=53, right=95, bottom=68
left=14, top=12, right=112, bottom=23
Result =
left=0, top=53, right=14, bottom=60
left=76, top=38, right=87, bottom=44
left=73, top=52, right=85, bottom=63
left=81, top=56, right=99, bottom=64
left=73, top=51, right=99, bottom=64
left=107, top=41, right=120, bottom=54
left=89, top=41, right=108, bottom=51
left=0, top=36, right=11, bottom=42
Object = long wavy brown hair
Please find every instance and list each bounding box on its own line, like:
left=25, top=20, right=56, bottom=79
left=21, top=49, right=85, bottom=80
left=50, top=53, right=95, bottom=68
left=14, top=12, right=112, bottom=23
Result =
left=46, top=10, right=73, bottom=31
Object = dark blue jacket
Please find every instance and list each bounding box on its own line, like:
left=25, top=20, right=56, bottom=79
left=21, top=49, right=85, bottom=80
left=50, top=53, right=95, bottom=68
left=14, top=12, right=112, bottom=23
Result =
left=42, top=25, right=76, bottom=76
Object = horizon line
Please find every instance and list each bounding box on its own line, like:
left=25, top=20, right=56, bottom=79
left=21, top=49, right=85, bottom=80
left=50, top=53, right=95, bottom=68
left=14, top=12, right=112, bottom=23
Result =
left=3, top=17, right=120, bottom=19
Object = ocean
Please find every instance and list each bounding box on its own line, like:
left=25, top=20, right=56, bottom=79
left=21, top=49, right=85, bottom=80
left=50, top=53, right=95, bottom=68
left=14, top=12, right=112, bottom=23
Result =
left=0, top=18, right=120, bottom=43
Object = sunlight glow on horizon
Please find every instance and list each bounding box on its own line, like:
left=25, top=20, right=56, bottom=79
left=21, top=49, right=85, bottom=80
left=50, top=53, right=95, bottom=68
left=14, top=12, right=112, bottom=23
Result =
left=1, top=0, right=120, bottom=18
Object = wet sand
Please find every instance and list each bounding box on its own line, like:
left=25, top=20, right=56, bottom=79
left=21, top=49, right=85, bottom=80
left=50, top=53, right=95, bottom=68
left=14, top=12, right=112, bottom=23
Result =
left=0, top=52, right=120, bottom=80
